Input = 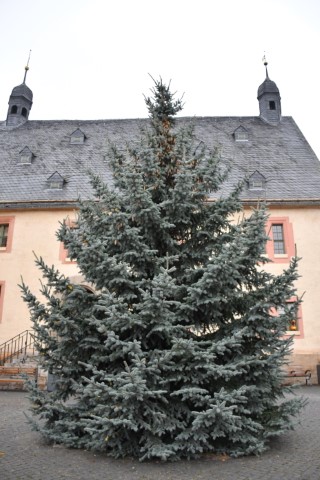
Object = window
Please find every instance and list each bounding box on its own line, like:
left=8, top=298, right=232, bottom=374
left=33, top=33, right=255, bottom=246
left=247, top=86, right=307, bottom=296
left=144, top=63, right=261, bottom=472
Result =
left=272, top=224, right=285, bottom=254
left=70, top=128, right=85, bottom=145
left=248, top=171, right=266, bottom=191
left=251, top=180, right=263, bottom=189
left=0, top=281, right=5, bottom=323
left=47, top=172, right=65, bottom=190
left=59, top=219, right=77, bottom=264
left=236, top=131, right=248, bottom=142
left=265, top=217, right=295, bottom=263
left=269, top=100, right=276, bottom=110
left=19, top=146, right=33, bottom=164
left=0, top=224, right=8, bottom=248
left=21, top=107, right=27, bottom=117
left=234, top=126, right=248, bottom=142
left=49, top=181, right=63, bottom=189
left=286, top=301, right=299, bottom=332
left=275, top=297, right=303, bottom=337
left=10, top=105, right=18, bottom=114
left=0, top=217, right=15, bottom=253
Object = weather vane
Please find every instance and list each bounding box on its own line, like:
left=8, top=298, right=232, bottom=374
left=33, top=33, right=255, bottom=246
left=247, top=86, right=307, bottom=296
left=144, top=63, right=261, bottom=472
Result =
left=262, top=52, right=269, bottom=78
left=23, top=50, right=32, bottom=84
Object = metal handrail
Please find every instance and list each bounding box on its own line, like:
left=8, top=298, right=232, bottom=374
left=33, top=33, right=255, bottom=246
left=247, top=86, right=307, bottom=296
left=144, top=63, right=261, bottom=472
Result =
left=0, top=330, right=37, bottom=366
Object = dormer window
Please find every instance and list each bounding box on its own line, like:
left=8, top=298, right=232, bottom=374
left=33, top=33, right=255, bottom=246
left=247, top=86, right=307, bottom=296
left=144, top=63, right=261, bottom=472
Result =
left=248, top=171, right=266, bottom=191
left=10, top=105, right=18, bottom=114
left=251, top=180, right=263, bottom=189
left=234, top=126, right=248, bottom=142
left=21, top=107, right=27, bottom=117
left=47, top=172, right=65, bottom=190
left=70, top=128, right=85, bottom=144
left=19, top=146, right=33, bottom=164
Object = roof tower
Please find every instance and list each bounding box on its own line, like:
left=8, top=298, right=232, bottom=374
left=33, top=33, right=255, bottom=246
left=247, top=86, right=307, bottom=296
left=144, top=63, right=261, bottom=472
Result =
left=258, top=56, right=281, bottom=125
left=6, top=51, right=33, bottom=127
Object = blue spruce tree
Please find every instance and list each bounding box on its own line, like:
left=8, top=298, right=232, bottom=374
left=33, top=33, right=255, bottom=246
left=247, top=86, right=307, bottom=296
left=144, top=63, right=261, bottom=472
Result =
left=21, top=79, right=303, bottom=460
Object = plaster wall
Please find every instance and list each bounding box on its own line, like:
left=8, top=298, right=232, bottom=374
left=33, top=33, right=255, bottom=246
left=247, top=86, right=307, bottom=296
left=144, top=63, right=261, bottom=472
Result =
left=258, top=206, right=320, bottom=357
left=0, top=209, right=78, bottom=344
left=1, top=206, right=320, bottom=370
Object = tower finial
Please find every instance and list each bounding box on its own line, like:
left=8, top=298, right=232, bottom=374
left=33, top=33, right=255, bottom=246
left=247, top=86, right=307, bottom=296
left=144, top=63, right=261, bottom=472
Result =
left=262, top=53, right=269, bottom=79
left=23, top=50, right=32, bottom=84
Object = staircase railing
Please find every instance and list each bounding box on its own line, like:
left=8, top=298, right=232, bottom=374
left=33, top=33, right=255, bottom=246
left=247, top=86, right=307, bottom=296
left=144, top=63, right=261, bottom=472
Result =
left=0, top=330, right=37, bottom=366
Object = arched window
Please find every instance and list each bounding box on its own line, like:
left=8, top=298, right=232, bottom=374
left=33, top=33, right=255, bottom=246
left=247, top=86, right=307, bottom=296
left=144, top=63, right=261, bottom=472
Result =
left=10, top=105, right=18, bottom=114
left=21, top=107, right=27, bottom=117
left=81, top=285, right=95, bottom=294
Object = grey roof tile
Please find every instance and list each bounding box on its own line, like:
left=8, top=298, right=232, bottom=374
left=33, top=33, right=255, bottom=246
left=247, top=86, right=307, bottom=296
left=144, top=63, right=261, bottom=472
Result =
left=0, top=116, right=319, bottom=207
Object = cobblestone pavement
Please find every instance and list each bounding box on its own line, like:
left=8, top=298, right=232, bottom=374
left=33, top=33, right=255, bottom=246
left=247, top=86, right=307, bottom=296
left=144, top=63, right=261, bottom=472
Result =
left=1, top=387, right=320, bottom=480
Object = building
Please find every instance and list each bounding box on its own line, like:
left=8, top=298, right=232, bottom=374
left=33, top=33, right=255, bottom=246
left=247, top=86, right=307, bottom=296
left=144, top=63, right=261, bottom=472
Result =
left=1, top=64, right=320, bottom=378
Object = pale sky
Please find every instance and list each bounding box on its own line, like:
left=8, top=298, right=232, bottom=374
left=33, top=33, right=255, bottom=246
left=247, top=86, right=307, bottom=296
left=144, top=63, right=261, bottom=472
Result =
left=1, top=0, right=320, bottom=158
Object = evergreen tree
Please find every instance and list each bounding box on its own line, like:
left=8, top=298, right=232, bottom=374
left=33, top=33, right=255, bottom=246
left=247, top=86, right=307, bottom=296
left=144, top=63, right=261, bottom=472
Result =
left=21, top=79, right=303, bottom=461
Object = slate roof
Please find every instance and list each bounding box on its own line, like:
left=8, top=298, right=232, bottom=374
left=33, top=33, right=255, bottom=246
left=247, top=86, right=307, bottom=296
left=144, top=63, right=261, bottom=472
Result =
left=257, top=78, right=280, bottom=98
left=10, top=83, right=33, bottom=102
left=0, top=115, right=320, bottom=209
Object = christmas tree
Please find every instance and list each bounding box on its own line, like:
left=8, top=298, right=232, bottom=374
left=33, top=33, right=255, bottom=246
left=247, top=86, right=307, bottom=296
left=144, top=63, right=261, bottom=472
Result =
left=21, top=78, right=303, bottom=461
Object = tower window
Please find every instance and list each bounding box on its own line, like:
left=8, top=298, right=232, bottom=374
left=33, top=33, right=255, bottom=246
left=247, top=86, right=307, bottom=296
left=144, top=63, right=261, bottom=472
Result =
left=21, top=107, right=27, bottom=117
left=11, top=105, right=18, bottom=114
left=269, top=101, right=276, bottom=110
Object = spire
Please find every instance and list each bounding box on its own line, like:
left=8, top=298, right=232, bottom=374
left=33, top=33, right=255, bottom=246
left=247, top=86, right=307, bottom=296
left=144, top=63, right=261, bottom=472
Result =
left=23, top=50, right=31, bottom=84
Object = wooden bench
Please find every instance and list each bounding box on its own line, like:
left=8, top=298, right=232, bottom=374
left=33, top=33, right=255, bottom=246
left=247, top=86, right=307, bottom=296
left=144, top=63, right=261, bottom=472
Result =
left=0, top=366, right=38, bottom=385
left=284, top=365, right=312, bottom=386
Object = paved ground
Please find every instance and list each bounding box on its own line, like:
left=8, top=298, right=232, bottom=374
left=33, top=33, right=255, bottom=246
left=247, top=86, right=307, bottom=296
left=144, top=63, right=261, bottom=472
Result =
left=1, top=387, right=320, bottom=480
